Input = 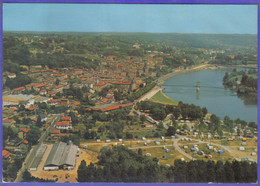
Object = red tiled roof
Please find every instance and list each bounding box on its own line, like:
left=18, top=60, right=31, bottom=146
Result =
left=101, top=105, right=125, bottom=112
left=95, top=82, right=106, bottom=86
left=61, top=116, right=71, bottom=121
left=26, top=83, right=36, bottom=87
left=3, top=119, right=14, bottom=123
left=56, top=121, right=72, bottom=126
left=48, top=91, right=56, bottom=95
left=106, top=95, right=113, bottom=98
left=2, top=150, right=12, bottom=158
left=47, top=99, right=58, bottom=103
left=74, top=102, right=80, bottom=106
left=20, top=128, right=31, bottom=133
left=23, top=140, right=29, bottom=144
left=27, top=106, right=38, bottom=111
left=56, top=74, right=65, bottom=77
left=55, top=85, right=63, bottom=89
left=13, top=86, right=25, bottom=91
left=10, top=107, right=17, bottom=111
left=112, top=81, right=131, bottom=85
left=34, top=83, right=47, bottom=88
left=50, top=129, right=60, bottom=134
left=8, top=73, right=16, bottom=76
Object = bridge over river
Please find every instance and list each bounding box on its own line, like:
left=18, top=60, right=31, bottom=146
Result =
left=163, top=84, right=225, bottom=90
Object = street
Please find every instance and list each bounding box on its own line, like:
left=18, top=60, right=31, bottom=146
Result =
left=15, top=114, right=62, bottom=182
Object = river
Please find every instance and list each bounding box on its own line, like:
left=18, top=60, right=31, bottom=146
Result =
left=163, top=68, right=258, bottom=123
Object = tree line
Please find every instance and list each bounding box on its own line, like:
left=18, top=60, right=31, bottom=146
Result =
left=136, top=101, right=207, bottom=121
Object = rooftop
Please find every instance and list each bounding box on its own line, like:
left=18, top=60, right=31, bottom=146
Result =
left=44, top=142, right=78, bottom=167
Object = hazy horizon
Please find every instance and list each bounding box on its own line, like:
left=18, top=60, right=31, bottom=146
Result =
left=3, top=30, right=258, bottom=35
left=3, top=4, right=257, bottom=34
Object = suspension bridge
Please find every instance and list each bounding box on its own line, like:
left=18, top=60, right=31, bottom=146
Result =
left=162, top=84, right=225, bottom=90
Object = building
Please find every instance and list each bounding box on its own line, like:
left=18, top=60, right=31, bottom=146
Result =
left=2, top=150, right=12, bottom=159
left=3, top=94, right=35, bottom=108
left=61, top=116, right=71, bottom=122
left=129, top=79, right=136, bottom=92
left=56, top=121, right=72, bottom=130
left=44, top=142, right=78, bottom=170
left=13, top=86, right=25, bottom=94
left=3, top=119, right=16, bottom=126
left=30, top=145, right=47, bottom=171
left=8, top=73, right=16, bottom=79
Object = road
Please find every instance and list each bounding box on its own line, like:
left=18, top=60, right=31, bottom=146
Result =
left=15, top=114, right=62, bottom=182
left=137, top=86, right=163, bottom=102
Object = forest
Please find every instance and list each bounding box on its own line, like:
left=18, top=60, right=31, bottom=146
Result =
left=223, top=69, right=257, bottom=98
left=77, top=145, right=257, bottom=183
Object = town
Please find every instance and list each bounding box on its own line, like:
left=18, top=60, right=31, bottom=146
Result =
left=2, top=32, right=258, bottom=183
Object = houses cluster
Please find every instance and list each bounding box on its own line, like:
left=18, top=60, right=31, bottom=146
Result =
left=55, top=116, right=72, bottom=130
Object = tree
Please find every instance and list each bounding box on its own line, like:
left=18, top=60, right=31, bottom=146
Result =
left=23, top=170, right=33, bottom=182
left=127, top=165, right=137, bottom=182
left=174, top=159, right=187, bottom=182
left=36, top=115, right=42, bottom=128
left=157, top=122, right=164, bottom=130
left=125, top=132, right=133, bottom=139
left=248, top=122, right=257, bottom=129
left=26, top=127, right=41, bottom=145
left=232, top=160, right=242, bottom=182
left=224, top=116, right=234, bottom=134
left=202, top=107, right=208, bottom=117
left=77, top=160, right=87, bottom=182
left=183, top=123, right=189, bottom=131
left=150, top=107, right=166, bottom=120
left=75, top=123, right=86, bottom=137
left=206, top=160, right=216, bottom=182
left=187, top=161, right=198, bottom=182
left=137, top=148, right=143, bottom=156
left=215, top=161, right=226, bottom=182
left=165, top=126, right=176, bottom=136
left=209, top=114, right=220, bottom=133
left=55, top=78, right=60, bottom=85
left=140, top=115, right=146, bottom=123
left=224, top=161, right=235, bottom=183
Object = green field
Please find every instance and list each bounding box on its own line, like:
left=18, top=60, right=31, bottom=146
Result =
left=150, top=91, right=178, bottom=105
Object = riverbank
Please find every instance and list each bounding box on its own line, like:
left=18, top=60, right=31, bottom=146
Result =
left=149, top=90, right=178, bottom=105
left=156, top=64, right=218, bottom=86
left=218, top=64, right=258, bottom=69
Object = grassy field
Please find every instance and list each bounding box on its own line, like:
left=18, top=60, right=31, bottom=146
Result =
left=141, top=147, right=186, bottom=165
left=185, top=143, right=233, bottom=161
left=149, top=91, right=178, bottom=105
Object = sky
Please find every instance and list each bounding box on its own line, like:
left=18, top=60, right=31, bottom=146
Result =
left=3, top=3, right=258, bottom=34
